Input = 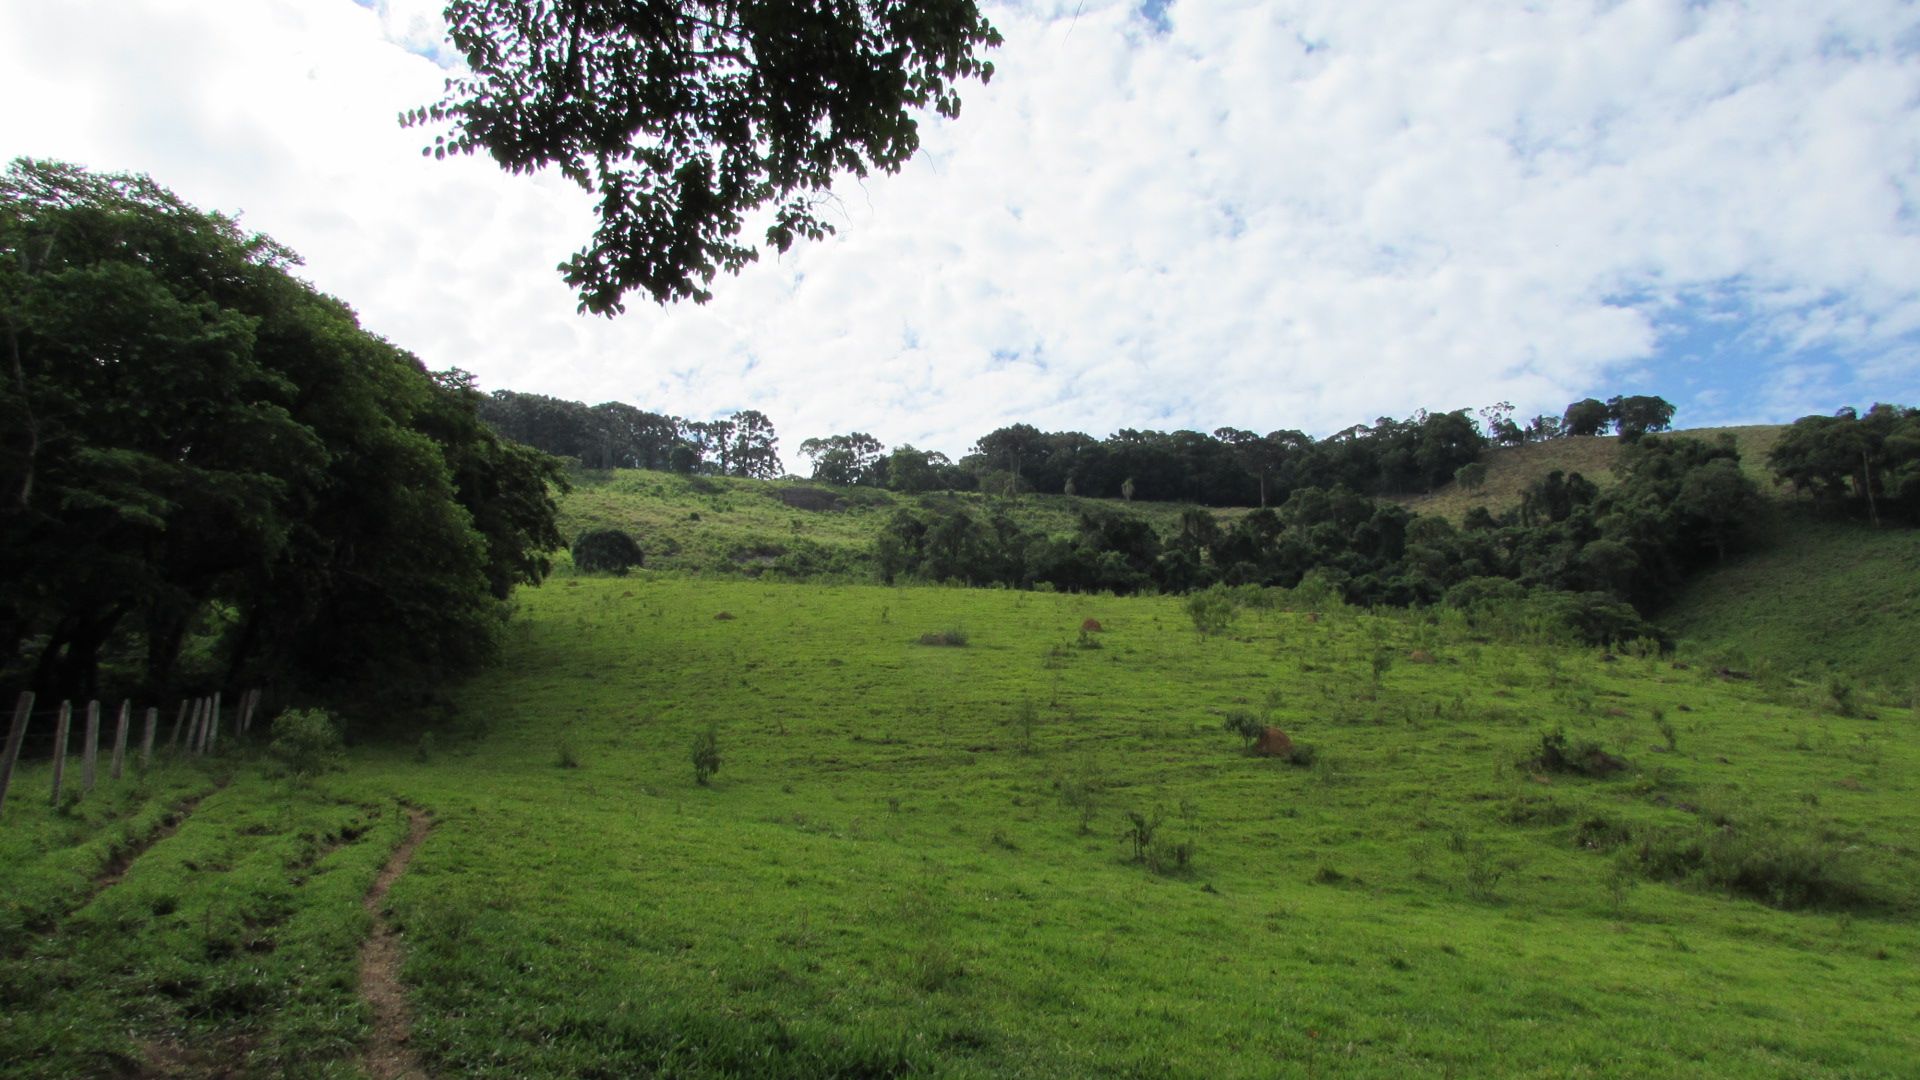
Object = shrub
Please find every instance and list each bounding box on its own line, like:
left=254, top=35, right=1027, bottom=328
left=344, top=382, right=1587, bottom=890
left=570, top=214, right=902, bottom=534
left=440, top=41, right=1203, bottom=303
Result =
left=1011, top=700, right=1038, bottom=753
left=1145, top=836, right=1196, bottom=876
left=1529, top=729, right=1627, bottom=777
left=1629, top=826, right=1867, bottom=910
left=1057, top=769, right=1105, bottom=835
left=269, top=709, right=344, bottom=782
left=917, top=627, right=968, bottom=646
left=1222, top=710, right=1263, bottom=750
left=1283, top=742, right=1318, bottom=767
left=572, top=528, right=645, bottom=575
left=1185, top=584, right=1238, bottom=638
left=1124, top=809, right=1161, bottom=863
left=555, top=737, right=581, bottom=769
left=690, top=726, right=722, bottom=785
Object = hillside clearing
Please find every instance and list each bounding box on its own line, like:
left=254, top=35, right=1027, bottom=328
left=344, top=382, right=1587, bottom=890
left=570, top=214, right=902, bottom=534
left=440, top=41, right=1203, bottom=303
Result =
left=3, top=576, right=1915, bottom=1076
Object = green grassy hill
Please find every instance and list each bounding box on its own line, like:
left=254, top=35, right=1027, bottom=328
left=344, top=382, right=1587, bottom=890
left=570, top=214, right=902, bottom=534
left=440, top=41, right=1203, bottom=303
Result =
left=1663, top=504, right=1920, bottom=690
left=557, top=469, right=1221, bottom=580
left=3, top=578, right=1916, bottom=1076
left=558, top=428, right=1916, bottom=690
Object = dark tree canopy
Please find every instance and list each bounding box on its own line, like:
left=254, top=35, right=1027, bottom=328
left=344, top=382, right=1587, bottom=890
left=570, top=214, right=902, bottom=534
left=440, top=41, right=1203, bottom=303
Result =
left=1, top=159, right=565, bottom=702
left=573, top=528, right=646, bottom=574
left=407, top=0, right=1002, bottom=312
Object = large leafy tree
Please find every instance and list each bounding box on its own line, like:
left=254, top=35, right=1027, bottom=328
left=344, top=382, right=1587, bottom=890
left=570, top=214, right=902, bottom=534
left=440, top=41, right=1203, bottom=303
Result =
left=799, top=431, right=884, bottom=485
left=408, top=0, right=1002, bottom=312
left=1, top=159, right=564, bottom=701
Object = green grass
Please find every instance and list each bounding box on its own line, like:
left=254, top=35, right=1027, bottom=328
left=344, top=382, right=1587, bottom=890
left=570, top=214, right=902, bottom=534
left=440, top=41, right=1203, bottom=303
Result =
left=0, top=753, right=404, bottom=1078
left=1665, top=503, right=1920, bottom=691
left=5, top=575, right=1915, bottom=1076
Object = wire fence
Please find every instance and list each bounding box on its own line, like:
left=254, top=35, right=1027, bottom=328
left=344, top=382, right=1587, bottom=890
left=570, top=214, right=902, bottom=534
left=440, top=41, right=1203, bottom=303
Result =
left=0, top=688, right=266, bottom=818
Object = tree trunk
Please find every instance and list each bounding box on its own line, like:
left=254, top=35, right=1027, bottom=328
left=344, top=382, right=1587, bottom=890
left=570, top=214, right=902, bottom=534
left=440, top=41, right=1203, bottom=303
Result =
left=1860, top=449, right=1880, bottom=528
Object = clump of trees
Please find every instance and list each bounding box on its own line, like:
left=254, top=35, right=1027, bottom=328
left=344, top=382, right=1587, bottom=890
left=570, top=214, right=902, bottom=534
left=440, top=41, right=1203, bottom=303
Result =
left=0, top=159, right=564, bottom=704
left=477, top=392, right=781, bottom=478
left=869, top=431, right=1753, bottom=646
left=1769, top=404, right=1920, bottom=526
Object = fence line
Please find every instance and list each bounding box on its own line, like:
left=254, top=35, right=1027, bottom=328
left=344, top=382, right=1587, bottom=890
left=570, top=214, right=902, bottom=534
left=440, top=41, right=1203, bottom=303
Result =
left=0, top=688, right=266, bottom=818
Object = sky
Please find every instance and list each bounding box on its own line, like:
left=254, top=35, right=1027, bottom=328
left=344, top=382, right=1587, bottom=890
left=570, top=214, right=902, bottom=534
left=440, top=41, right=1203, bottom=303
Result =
left=3, top=0, right=1918, bottom=459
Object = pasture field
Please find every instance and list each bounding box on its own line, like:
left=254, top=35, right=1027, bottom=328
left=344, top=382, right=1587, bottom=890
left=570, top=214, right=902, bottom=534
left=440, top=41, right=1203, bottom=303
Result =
left=1663, top=503, right=1920, bottom=691
left=3, top=575, right=1917, bottom=1077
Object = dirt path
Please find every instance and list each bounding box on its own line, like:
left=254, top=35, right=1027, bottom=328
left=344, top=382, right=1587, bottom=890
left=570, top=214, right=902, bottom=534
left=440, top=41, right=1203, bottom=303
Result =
left=359, top=807, right=434, bottom=1080
left=93, top=791, right=210, bottom=892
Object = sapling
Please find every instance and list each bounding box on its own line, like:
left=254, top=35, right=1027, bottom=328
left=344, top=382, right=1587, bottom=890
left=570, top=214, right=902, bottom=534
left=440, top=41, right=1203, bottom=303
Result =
left=691, top=726, right=722, bottom=785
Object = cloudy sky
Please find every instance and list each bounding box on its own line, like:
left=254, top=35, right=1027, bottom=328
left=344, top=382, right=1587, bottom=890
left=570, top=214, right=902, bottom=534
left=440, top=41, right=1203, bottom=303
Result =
left=4, top=0, right=1918, bottom=458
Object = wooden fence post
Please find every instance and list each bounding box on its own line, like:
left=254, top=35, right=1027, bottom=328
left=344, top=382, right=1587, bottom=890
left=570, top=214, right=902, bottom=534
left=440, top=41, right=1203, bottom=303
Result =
left=0, top=691, right=34, bottom=817
left=110, top=700, right=131, bottom=780
left=207, top=691, right=221, bottom=754
left=49, top=702, right=71, bottom=807
left=82, top=700, right=100, bottom=794
left=140, top=706, right=158, bottom=771
left=168, top=699, right=188, bottom=752
left=194, top=697, right=210, bottom=755
left=187, top=698, right=204, bottom=756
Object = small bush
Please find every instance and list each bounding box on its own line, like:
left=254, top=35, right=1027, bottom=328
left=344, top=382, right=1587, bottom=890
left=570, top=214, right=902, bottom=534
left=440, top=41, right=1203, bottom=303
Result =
left=1529, top=729, right=1627, bottom=777
left=1124, top=809, right=1161, bottom=864
left=1010, top=700, right=1038, bottom=753
left=1573, top=815, right=1631, bottom=851
left=269, top=709, right=344, bottom=782
left=690, top=726, right=722, bottom=785
left=1828, top=676, right=1860, bottom=718
left=1629, top=826, right=1867, bottom=910
left=555, top=738, right=581, bottom=769
left=1185, top=585, right=1239, bottom=638
left=917, top=628, right=968, bottom=647
left=1283, top=742, right=1318, bottom=767
left=1222, top=710, right=1263, bottom=750
left=572, top=528, right=644, bottom=575
left=1145, top=836, right=1196, bottom=876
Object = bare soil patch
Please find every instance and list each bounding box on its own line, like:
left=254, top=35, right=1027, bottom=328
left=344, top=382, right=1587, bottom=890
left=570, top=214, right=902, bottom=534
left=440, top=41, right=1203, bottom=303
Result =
left=359, top=807, right=433, bottom=1080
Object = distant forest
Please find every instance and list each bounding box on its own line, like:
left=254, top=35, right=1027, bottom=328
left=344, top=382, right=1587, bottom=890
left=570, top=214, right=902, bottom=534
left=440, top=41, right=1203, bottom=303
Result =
left=486, top=389, right=1919, bottom=645
left=478, top=389, right=1681, bottom=507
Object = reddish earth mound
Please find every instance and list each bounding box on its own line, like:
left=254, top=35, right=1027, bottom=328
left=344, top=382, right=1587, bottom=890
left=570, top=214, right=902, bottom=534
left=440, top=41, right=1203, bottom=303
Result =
left=713, top=611, right=735, bottom=621
left=1253, top=727, right=1294, bottom=758
left=1081, top=618, right=1104, bottom=633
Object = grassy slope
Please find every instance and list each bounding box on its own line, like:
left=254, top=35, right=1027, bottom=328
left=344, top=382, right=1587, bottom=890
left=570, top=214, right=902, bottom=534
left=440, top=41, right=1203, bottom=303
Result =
left=1663, top=503, right=1920, bottom=690
left=558, top=469, right=1214, bottom=579
left=4, top=578, right=1916, bottom=1077
left=562, top=423, right=1911, bottom=688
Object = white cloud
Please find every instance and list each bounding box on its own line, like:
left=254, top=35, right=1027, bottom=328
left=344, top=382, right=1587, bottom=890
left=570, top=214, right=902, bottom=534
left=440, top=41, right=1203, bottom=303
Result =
left=3, top=0, right=1916, bottom=458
